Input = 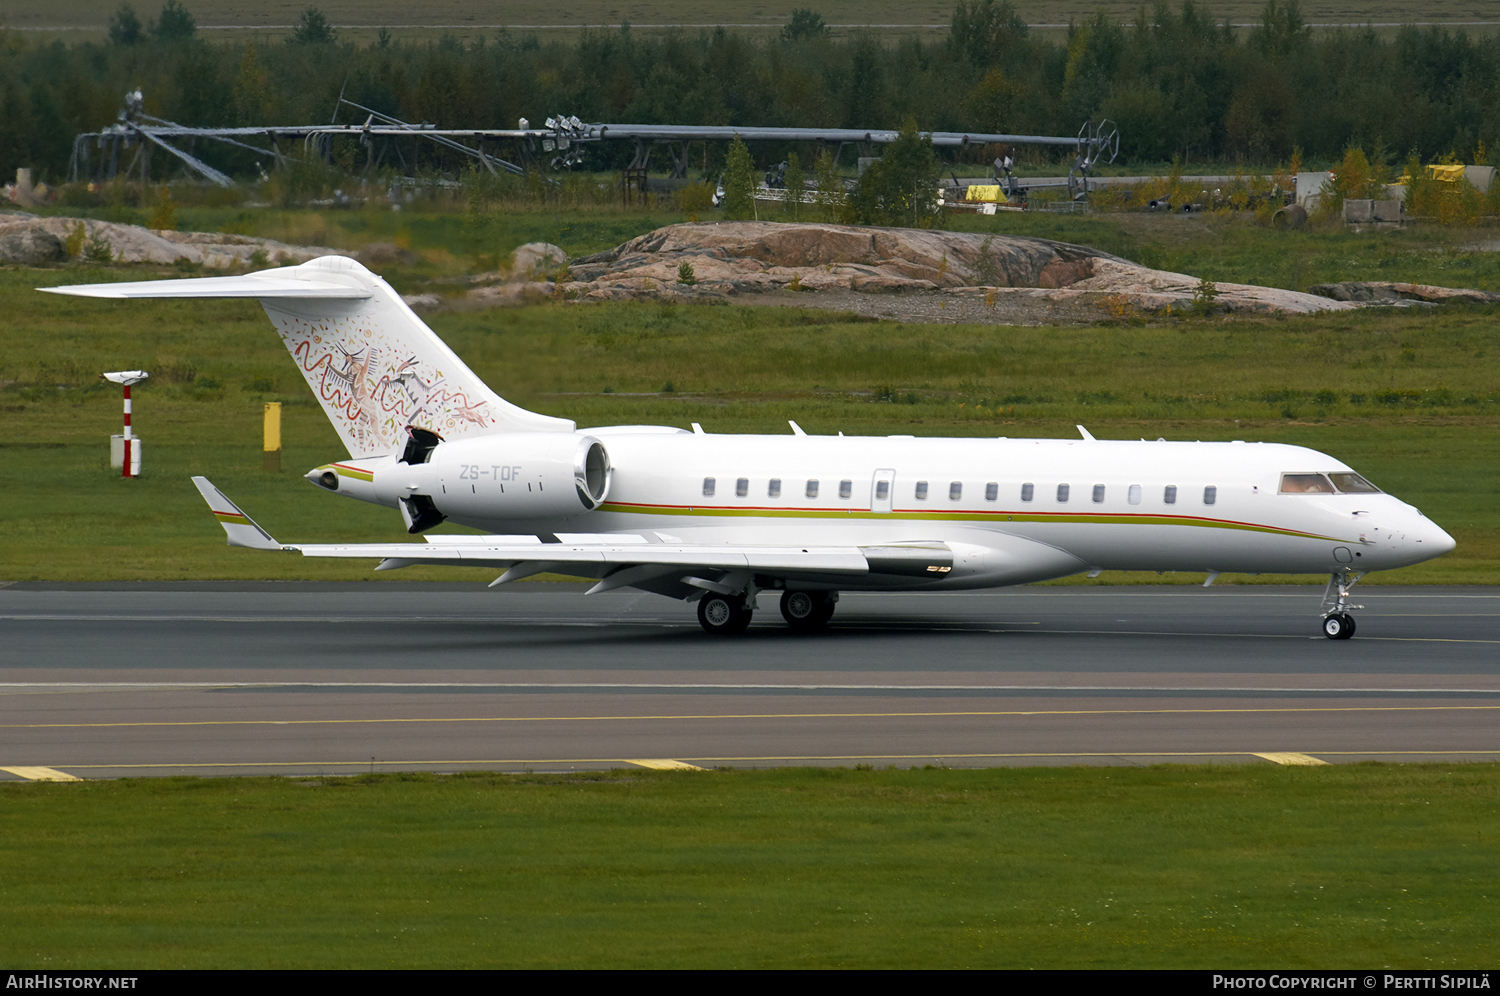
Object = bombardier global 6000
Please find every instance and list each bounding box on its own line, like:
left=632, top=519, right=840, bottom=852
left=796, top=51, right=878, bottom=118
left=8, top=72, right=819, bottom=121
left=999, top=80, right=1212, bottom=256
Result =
left=44, top=255, right=1455, bottom=636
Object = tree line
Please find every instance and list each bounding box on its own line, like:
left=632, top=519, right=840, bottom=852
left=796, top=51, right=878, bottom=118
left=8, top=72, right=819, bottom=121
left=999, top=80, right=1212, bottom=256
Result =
left=3, top=0, right=1499, bottom=185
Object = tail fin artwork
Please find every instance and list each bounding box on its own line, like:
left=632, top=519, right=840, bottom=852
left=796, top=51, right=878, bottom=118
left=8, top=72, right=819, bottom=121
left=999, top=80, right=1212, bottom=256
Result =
left=41, top=256, right=574, bottom=457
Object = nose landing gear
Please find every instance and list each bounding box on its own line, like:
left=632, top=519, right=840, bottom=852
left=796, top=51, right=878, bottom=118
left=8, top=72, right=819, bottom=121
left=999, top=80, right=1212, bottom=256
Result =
left=1319, top=570, right=1365, bottom=640
left=1322, top=613, right=1356, bottom=639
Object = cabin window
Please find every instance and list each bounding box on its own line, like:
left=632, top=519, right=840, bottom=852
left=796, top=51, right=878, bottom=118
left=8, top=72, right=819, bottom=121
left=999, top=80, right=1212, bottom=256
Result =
left=985, top=482, right=998, bottom=502
left=1021, top=483, right=1034, bottom=502
left=1128, top=484, right=1142, bottom=505
left=949, top=482, right=963, bottom=501
left=1056, top=483, right=1070, bottom=503
left=1203, top=485, right=1218, bottom=505
left=806, top=479, right=819, bottom=499
left=915, top=481, right=929, bottom=500
left=768, top=478, right=782, bottom=498
left=1280, top=473, right=1336, bottom=494
left=875, top=481, right=890, bottom=501
left=1328, top=472, right=1381, bottom=494
left=702, top=477, right=716, bottom=497
left=839, top=479, right=852, bottom=499
left=736, top=477, right=749, bottom=497
left=1164, top=485, right=1178, bottom=505
left=1092, top=484, right=1106, bottom=504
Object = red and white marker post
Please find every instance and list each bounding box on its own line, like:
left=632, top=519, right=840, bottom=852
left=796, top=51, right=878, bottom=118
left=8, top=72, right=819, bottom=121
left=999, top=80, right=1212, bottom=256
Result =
left=101, top=370, right=149, bottom=478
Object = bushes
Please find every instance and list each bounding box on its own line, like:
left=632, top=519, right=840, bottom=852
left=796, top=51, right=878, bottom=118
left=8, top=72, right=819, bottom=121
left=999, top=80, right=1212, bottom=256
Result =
left=721, top=136, right=756, bottom=221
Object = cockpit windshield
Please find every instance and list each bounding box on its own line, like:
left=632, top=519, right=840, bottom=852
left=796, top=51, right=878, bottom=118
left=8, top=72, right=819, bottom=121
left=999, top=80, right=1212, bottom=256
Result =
left=1280, top=472, right=1382, bottom=495
left=1328, top=472, right=1381, bottom=493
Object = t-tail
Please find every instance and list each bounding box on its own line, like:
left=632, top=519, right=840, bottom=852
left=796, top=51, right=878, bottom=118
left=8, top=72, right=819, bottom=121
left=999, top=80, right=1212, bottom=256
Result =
left=40, top=256, right=573, bottom=457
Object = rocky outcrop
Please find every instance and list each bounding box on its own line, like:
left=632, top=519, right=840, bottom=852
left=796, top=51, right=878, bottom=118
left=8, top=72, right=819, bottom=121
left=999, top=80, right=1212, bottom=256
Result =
left=0, top=212, right=346, bottom=267
left=1308, top=281, right=1500, bottom=305
left=569, top=222, right=1123, bottom=295
left=540, top=221, right=1352, bottom=315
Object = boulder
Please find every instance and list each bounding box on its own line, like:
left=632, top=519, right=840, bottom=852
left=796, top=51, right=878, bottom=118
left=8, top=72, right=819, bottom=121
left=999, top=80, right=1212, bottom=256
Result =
left=510, top=242, right=569, bottom=278
left=0, top=225, right=64, bottom=264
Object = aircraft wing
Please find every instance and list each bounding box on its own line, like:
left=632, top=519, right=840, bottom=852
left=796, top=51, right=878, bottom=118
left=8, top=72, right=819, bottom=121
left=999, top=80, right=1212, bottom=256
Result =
left=193, top=478, right=951, bottom=595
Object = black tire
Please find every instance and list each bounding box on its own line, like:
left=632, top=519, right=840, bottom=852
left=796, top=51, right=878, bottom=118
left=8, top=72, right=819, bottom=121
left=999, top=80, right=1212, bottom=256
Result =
left=781, top=591, right=835, bottom=630
left=699, top=594, right=752, bottom=635
left=1322, top=613, right=1355, bottom=640
left=814, top=595, right=837, bottom=625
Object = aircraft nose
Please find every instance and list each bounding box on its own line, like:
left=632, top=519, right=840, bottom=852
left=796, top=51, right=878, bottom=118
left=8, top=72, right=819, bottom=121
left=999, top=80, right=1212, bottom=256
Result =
left=1410, top=514, right=1456, bottom=558
left=1426, top=521, right=1457, bottom=556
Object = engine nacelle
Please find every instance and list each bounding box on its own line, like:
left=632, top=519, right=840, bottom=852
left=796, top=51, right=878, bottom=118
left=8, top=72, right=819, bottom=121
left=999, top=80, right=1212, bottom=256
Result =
left=415, top=432, right=611, bottom=522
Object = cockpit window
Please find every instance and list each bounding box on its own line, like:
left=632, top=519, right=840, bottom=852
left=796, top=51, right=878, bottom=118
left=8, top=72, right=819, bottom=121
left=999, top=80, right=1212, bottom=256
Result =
left=1279, top=473, right=1336, bottom=494
left=1328, top=472, right=1381, bottom=494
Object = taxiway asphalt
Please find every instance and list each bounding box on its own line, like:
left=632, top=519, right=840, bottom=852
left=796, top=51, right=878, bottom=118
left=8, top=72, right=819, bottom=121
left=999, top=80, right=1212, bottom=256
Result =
left=1, top=583, right=1496, bottom=779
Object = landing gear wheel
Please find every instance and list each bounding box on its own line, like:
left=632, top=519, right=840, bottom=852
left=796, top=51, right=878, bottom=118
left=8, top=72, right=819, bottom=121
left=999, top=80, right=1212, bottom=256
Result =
left=698, top=594, right=753, bottom=635
left=780, top=591, right=833, bottom=630
left=774, top=591, right=822, bottom=630
left=1322, top=613, right=1356, bottom=640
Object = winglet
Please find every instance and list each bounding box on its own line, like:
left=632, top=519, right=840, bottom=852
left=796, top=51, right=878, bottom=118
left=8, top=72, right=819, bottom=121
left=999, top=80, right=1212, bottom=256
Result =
left=191, top=477, right=286, bottom=551
left=1076, top=424, right=1096, bottom=441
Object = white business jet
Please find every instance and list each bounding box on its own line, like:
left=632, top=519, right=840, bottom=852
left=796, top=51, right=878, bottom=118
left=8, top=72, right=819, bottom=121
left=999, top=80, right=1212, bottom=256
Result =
left=44, top=256, right=1455, bottom=638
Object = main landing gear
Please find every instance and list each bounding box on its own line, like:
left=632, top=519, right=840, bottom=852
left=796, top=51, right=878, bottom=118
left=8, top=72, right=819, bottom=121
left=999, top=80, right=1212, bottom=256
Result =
left=697, top=592, right=753, bottom=635
left=1319, top=570, right=1365, bottom=640
left=779, top=590, right=837, bottom=631
left=696, top=589, right=840, bottom=634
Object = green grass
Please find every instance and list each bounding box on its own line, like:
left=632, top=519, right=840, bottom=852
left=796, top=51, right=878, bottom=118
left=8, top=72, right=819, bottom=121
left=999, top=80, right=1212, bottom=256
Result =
left=2, top=264, right=1497, bottom=582
left=2, top=765, right=1497, bottom=968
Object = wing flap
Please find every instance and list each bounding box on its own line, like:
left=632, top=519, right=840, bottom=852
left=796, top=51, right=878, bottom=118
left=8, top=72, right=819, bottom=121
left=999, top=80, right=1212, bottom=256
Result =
left=293, top=542, right=871, bottom=574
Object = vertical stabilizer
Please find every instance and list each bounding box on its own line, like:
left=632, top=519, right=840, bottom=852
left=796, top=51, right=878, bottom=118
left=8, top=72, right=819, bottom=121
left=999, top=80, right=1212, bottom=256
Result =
left=41, top=256, right=575, bottom=458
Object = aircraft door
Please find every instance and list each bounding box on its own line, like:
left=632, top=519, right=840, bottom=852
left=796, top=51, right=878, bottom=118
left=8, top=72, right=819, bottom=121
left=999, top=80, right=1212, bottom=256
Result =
left=871, top=469, right=896, bottom=513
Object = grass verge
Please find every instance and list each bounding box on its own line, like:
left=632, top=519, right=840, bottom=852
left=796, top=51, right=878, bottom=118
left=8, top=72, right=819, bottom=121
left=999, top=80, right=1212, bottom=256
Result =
left=1, top=765, right=1497, bottom=968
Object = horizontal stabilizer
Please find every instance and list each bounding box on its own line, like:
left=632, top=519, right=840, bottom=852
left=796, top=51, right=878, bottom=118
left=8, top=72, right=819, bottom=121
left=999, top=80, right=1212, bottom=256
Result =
left=191, top=477, right=285, bottom=551
left=39, top=272, right=370, bottom=300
